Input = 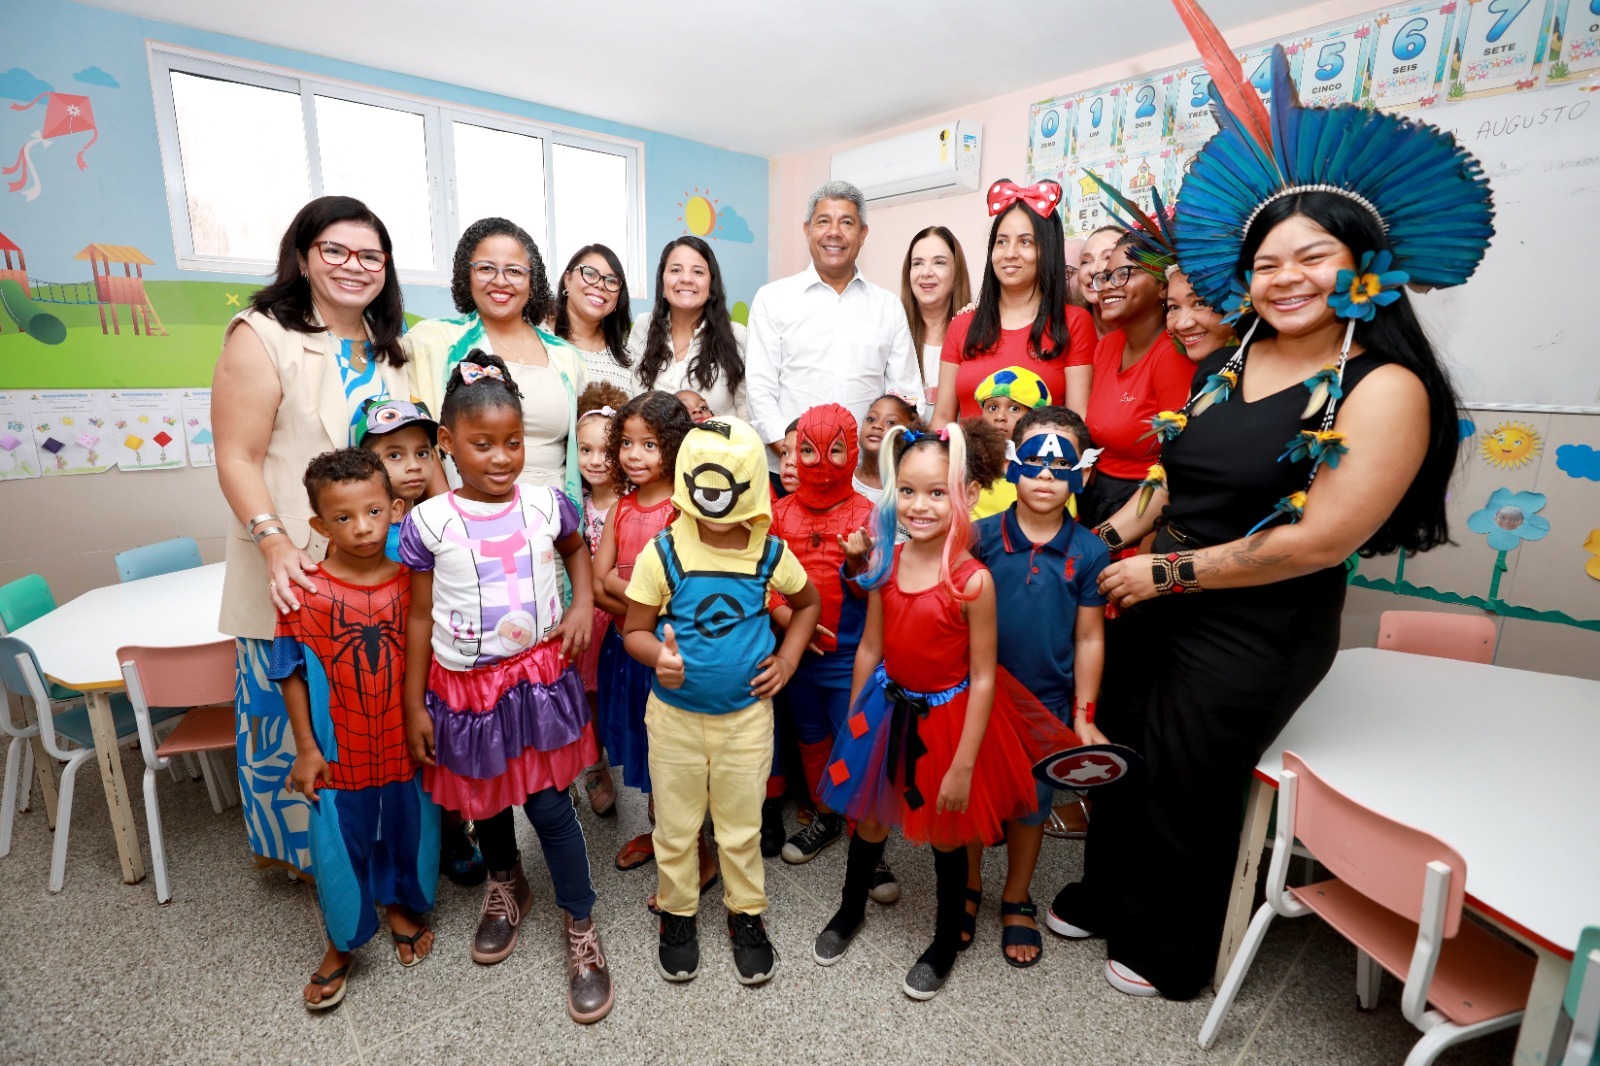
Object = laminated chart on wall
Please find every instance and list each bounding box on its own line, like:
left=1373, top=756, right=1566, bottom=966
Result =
left=1368, top=2, right=1461, bottom=109
left=0, top=392, right=42, bottom=481
left=28, top=390, right=114, bottom=477
left=1546, top=0, right=1600, bottom=82
left=181, top=388, right=214, bottom=468
left=108, top=389, right=185, bottom=471
left=1120, top=72, right=1174, bottom=155
left=1072, top=85, right=1122, bottom=160
left=1119, top=151, right=1178, bottom=220
left=1026, top=96, right=1073, bottom=179
left=1170, top=66, right=1221, bottom=146
left=1290, top=18, right=1378, bottom=106
left=1061, top=159, right=1123, bottom=239
left=1449, top=0, right=1558, bottom=99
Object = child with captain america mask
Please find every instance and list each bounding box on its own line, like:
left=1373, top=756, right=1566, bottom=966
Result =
left=968, top=405, right=1110, bottom=970
left=622, top=415, right=821, bottom=987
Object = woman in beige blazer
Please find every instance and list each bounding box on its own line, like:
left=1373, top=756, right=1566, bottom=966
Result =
left=211, top=196, right=411, bottom=876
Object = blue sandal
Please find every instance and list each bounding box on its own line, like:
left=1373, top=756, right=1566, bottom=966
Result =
left=1000, top=899, right=1043, bottom=969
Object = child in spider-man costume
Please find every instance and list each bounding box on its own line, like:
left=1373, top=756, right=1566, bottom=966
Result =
left=271, top=448, right=440, bottom=1012
left=766, top=406, right=895, bottom=901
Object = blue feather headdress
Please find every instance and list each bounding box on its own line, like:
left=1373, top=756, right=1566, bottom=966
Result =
left=1167, top=3, right=1495, bottom=311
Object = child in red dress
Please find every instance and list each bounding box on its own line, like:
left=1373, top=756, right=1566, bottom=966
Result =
left=813, top=419, right=1077, bottom=1000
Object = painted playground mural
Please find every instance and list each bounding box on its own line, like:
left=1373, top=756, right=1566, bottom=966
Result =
left=0, top=228, right=254, bottom=389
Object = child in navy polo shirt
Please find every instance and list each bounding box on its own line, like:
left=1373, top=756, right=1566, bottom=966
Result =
left=969, top=405, right=1110, bottom=969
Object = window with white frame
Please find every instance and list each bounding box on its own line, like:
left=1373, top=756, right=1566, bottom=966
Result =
left=149, top=45, right=644, bottom=291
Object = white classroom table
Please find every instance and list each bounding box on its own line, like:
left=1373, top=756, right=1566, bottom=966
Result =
left=11, top=563, right=227, bottom=885
left=1218, top=647, right=1600, bottom=1065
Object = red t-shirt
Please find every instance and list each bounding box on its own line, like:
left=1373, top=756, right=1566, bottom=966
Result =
left=1084, top=330, right=1197, bottom=480
left=940, top=305, right=1096, bottom=419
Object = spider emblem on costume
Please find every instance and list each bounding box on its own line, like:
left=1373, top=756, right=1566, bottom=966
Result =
left=287, top=576, right=414, bottom=791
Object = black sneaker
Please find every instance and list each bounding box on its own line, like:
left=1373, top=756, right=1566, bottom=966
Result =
left=812, top=909, right=864, bottom=966
left=868, top=859, right=900, bottom=904
left=781, top=812, right=843, bottom=864
left=728, top=912, right=779, bottom=985
left=657, top=913, right=700, bottom=982
left=760, top=798, right=785, bottom=859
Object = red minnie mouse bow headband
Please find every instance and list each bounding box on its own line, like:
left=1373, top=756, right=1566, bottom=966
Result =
left=987, top=178, right=1063, bottom=219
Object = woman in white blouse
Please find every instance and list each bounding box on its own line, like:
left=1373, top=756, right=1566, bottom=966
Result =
left=625, top=236, right=749, bottom=420
left=898, top=225, right=971, bottom=412
left=554, top=243, right=635, bottom=393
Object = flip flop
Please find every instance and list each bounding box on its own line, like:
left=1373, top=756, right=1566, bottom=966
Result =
left=1000, top=899, right=1043, bottom=969
left=615, top=832, right=655, bottom=871
left=391, top=922, right=432, bottom=968
left=305, top=963, right=351, bottom=1012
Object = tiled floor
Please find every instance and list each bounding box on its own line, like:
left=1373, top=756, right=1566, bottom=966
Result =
left=1, top=754, right=1519, bottom=1065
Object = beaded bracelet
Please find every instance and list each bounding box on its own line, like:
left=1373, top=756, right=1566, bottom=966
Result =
left=1093, top=521, right=1124, bottom=551
left=1151, top=550, right=1200, bottom=595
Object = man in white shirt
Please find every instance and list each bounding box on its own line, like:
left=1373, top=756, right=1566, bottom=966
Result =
left=746, top=181, right=922, bottom=469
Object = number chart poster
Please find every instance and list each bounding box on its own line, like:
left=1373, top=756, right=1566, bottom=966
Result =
left=1546, top=0, right=1600, bottom=82
left=1027, top=0, right=1594, bottom=228
left=1371, top=3, right=1461, bottom=108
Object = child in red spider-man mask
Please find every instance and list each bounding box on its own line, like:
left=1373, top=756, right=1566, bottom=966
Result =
left=269, top=447, right=439, bottom=1011
left=765, top=405, right=894, bottom=885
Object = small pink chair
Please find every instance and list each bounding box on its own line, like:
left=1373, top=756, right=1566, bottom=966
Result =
left=1377, top=610, right=1496, bottom=664
left=1200, top=751, right=1535, bottom=1064
left=118, top=640, right=239, bottom=904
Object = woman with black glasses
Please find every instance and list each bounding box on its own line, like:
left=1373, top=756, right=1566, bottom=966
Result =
left=554, top=244, right=634, bottom=392
left=212, top=195, right=415, bottom=883
left=1080, top=235, right=1196, bottom=531
left=407, top=217, right=587, bottom=506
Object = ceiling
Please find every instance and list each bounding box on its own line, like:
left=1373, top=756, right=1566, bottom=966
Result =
left=85, top=0, right=1292, bottom=156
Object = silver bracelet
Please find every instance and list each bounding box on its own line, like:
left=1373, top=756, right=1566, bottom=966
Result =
left=244, top=512, right=279, bottom=531
left=251, top=526, right=287, bottom=545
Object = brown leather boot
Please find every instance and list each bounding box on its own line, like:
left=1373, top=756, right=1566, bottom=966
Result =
left=472, top=864, right=533, bottom=964
left=564, top=914, right=614, bottom=1023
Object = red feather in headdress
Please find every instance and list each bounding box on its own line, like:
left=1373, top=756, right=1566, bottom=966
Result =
left=1169, top=0, right=1278, bottom=176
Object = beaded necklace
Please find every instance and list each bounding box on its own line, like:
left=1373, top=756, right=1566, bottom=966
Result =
left=1142, top=318, right=1354, bottom=536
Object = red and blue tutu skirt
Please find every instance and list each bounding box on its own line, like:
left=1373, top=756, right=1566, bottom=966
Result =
left=820, top=664, right=1075, bottom=849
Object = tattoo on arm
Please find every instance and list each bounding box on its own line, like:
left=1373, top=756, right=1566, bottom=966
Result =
left=1197, top=529, right=1292, bottom=579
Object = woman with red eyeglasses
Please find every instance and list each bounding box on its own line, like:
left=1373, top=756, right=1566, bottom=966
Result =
left=213, top=196, right=415, bottom=883
left=931, top=179, right=1096, bottom=427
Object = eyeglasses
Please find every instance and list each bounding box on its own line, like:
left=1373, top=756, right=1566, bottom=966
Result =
left=469, top=262, right=531, bottom=285
left=1090, top=265, right=1140, bottom=292
left=315, top=241, right=388, bottom=272
left=573, top=263, right=622, bottom=293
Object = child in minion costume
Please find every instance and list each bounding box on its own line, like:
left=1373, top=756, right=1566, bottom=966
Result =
left=623, top=416, right=821, bottom=984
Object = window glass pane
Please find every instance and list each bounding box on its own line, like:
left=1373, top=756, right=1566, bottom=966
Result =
left=551, top=144, right=628, bottom=281
left=170, top=71, right=309, bottom=260
left=314, top=96, right=434, bottom=271
left=453, top=122, right=546, bottom=254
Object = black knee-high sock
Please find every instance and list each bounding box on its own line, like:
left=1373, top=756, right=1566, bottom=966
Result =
left=476, top=808, right=520, bottom=872
left=827, top=833, right=887, bottom=932
left=920, top=845, right=969, bottom=975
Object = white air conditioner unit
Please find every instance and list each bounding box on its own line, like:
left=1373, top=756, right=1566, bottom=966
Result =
left=830, top=120, right=982, bottom=208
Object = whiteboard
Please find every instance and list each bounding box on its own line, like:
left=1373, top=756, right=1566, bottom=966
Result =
left=1409, top=84, right=1600, bottom=410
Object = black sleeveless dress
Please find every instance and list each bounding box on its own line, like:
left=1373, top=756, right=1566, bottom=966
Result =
left=1059, top=344, right=1392, bottom=1000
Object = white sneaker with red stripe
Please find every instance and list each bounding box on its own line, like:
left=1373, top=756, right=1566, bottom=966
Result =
left=1104, top=959, right=1158, bottom=997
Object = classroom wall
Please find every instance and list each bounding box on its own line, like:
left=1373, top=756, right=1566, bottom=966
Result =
left=0, top=1, right=769, bottom=602
left=767, top=0, right=1600, bottom=680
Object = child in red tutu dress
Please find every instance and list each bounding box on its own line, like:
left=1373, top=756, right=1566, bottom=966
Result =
left=814, top=421, right=1076, bottom=1000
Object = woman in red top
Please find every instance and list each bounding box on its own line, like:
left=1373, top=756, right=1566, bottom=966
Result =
left=933, top=179, right=1095, bottom=426
left=1080, top=235, right=1196, bottom=529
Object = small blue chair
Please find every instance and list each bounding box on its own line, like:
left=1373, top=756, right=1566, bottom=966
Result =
left=1565, top=927, right=1600, bottom=1066
left=0, top=636, right=183, bottom=891
left=115, top=537, right=202, bottom=583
